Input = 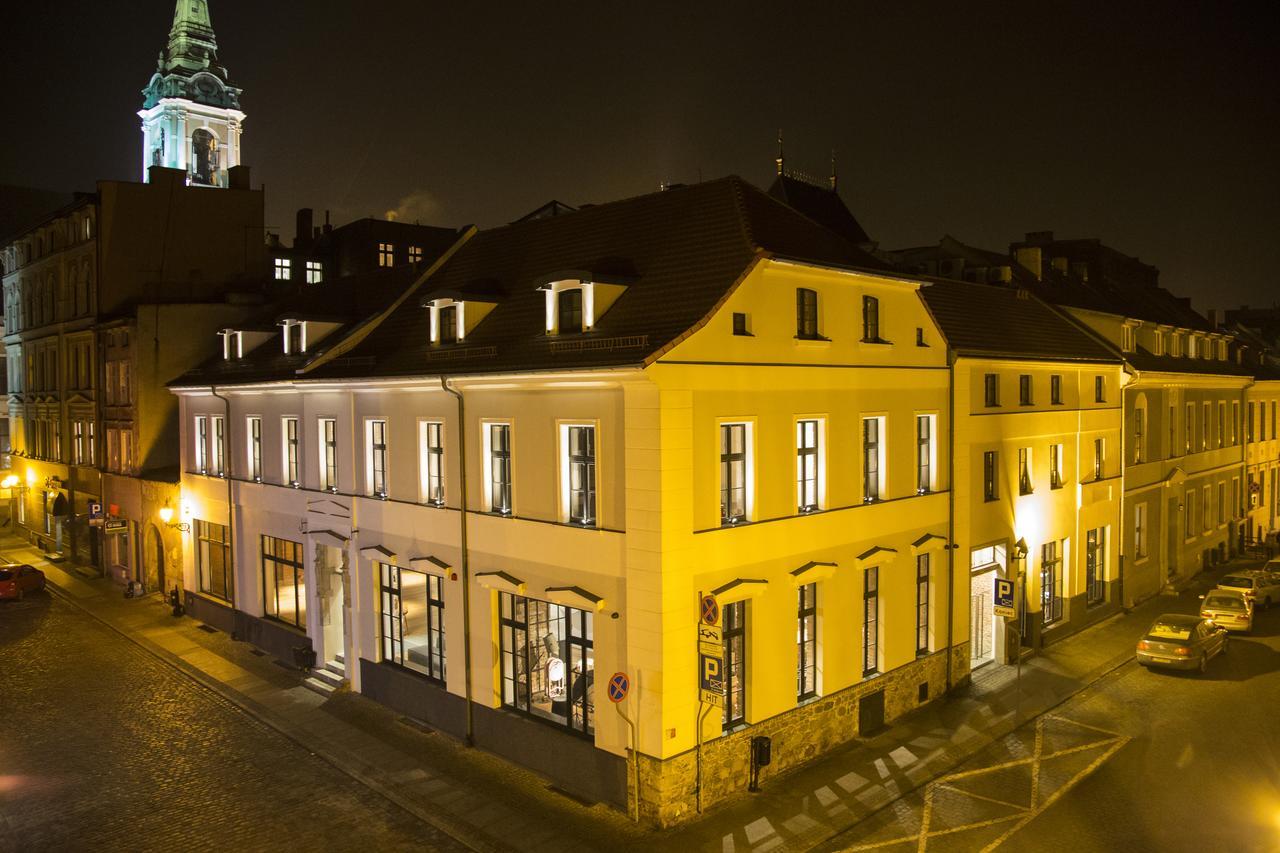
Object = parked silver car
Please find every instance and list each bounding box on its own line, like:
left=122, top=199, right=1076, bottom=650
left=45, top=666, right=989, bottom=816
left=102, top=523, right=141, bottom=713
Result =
left=1216, top=570, right=1280, bottom=609
left=1200, top=589, right=1254, bottom=633
left=1136, top=614, right=1228, bottom=673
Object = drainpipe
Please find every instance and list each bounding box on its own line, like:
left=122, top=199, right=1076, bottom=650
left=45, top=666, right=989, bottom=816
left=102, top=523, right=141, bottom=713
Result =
left=211, top=386, right=234, bottom=605
left=945, top=349, right=956, bottom=693
left=442, top=377, right=474, bottom=747
left=1118, top=369, right=1130, bottom=609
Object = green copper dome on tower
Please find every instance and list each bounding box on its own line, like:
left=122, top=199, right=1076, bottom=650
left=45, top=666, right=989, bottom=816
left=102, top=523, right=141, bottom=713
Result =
left=142, top=0, right=242, bottom=111
left=138, top=0, right=246, bottom=187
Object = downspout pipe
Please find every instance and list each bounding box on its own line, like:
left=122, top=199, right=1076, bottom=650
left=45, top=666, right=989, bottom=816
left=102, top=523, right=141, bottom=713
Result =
left=211, top=387, right=234, bottom=603
left=945, top=348, right=956, bottom=694
left=442, top=377, right=474, bottom=747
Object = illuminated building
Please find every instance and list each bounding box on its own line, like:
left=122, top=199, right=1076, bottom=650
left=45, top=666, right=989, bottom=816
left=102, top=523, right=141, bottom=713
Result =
left=171, top=177, right=982, bottom=823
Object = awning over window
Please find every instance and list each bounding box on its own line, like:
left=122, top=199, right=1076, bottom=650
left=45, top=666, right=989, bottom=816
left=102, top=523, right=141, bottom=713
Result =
left=310, top=529, right=349, bottom=547
left=475, top=571, right=526, bottom=594
left=910, top=534, right=949, bottom=556
left=408, top=555, right=451, bottom=576
left=711, top=577, right=768, bottom=604
left=854, top=545, right=898, bottom=569
left=790, top=560, right=837, bottom=585
left=545, top=585, right=605, bottom=611
left=359, top=544, right=396, bottom=563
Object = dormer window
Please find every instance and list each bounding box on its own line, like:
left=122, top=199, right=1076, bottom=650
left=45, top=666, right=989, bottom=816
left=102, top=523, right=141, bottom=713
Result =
left=1120, top=324, right=1136, bottom=353
left=558, top=288, right=584, bottom=334
left=537, top=274, right=627, bottom=334
left=1153, top=331, right=1164, bottom=356
left=281, top=320, right=307, bottom=355
left=220, top=330, right=243, bottom=360
left=439, top=305, right=458, bottom=344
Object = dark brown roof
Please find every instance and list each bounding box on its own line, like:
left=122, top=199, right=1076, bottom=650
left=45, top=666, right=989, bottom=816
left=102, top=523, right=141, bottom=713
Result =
left=766, top=174, right=871, bottom=247
left=919, top=279, right=1121, bottom=363
left=175, top=176, right=887, bottom=386
left=1124, top=348, right=1253, bottom=378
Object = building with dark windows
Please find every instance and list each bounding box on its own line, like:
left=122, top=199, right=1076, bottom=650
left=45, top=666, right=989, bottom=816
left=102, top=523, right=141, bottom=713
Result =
left=266, top=208, right=459, bottom=287
left=171, top=176, right=975, bottom=825
left=1, top=168, right=264, bottom=579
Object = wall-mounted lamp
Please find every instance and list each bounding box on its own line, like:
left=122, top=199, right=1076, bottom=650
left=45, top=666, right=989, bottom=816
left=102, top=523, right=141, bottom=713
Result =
left=0, top=475, right=20, bottom=490
left=1012, top=537, right=1029, bottom=561
left=160, top=503, right=190, bottom=533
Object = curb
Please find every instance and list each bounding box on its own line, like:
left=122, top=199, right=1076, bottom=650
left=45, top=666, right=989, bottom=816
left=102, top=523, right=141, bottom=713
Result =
left=42, top=580, right=504, bottom=853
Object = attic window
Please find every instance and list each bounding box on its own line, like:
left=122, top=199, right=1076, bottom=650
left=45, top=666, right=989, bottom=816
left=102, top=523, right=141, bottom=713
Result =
left=1121, top=325, right=1136, bottom=353
left=220, top=330, right=243, bottom=360
left=428, top=299, right=465, bottom=344
left=281, top=320, right=307, bottom=355
left=543, top=281, right=594, bottom=335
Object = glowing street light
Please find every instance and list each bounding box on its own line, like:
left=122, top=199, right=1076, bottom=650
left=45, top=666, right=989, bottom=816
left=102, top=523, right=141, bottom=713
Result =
left=159, top=502, right=189, bottom=532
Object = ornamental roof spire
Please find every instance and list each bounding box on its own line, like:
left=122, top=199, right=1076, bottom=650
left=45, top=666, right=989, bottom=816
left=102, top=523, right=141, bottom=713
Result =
left=143, top=0, right=240, bottom=111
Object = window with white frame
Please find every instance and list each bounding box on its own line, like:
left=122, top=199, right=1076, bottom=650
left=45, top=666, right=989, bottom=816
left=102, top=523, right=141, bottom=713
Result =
left=273, top=257, right=291, bottom=280
left=210, top=415, right=225, bottom=477
left=863, top=567, right=880, bottom=676
left=305, top=261, right=323, bottom=284
left=221, top=330, right=243, bottom=360
left=1019, top=447, right=1033, bottom=495
left=366, top=419, right=388, bottom=497
left=1050, top=443, right=1064, bottom=489
left=1094, top=437, right=1105, bottom=480
left=247, top=416, right=262, bottom=481
left=1218, top=481, right=1226, bottom=525
left=1186, top=402, right=1195, bottom=454
left=194, top=415, right=208, bottom=473
left=916, top=553, right=931, bottom=655
left=1202, top=484, right=1211, bottom=531
left=282, top=321, right=306, bottom=355
left=1201, top=402, right=1210, bottom=450
left=562, top=424, right=597, bottom=526
left=1133, top=400, right=1146, bottom=463
left=720, top=423, right=749, bottom=525
left=797, top=583, right=817, bottom=701
left=797, top=419, right=820, bottom=512
left=319, top=418, right=337, bottom=491
left=1041, top=540, right=1064, bottom=626
left=283, top=417, right=299, bottom=485
left=485, top=423, right=512, bottom=514
left=916, top=415, right=935, bottom=494
left=1218, top=402, right=1226, bottom=448
left=557, top=288, right=584, bottom=334
left=420, top=421, right=445, bottom=506
left=1086, top=527, right=1106, bottom=606
left=863, top=416, right=885, bottom=502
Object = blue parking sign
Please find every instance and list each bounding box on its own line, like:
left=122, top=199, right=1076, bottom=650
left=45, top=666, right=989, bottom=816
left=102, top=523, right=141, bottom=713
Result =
left=994, top=577, right=1016, bottom=619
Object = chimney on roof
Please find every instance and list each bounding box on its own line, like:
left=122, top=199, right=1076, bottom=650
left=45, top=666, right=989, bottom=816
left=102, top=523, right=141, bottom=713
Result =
left=228, top=165, right=252, bottom=190
left=1014, top=245, right=1043, bottom=281
left=1207, top=308, right=1218, bottom=328
left=323, top=210, right=332, bottom=235
left=295, top=208, right=314, bottom=250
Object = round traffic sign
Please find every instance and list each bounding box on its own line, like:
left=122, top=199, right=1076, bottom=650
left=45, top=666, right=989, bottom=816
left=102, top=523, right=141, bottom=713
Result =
left=607, top=671, right=630, bottom=703
left=701, top=594, right=720, bottom=626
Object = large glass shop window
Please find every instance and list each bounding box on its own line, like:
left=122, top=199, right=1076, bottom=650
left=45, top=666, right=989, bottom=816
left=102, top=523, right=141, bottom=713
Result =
left=380, top=563, right=446, bottom=683
left=499, top=593, right=594, bottom=735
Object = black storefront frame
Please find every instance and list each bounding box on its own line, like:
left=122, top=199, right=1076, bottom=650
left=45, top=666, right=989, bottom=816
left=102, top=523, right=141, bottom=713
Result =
left=380, top=563, right=446, bottom=684
left=498, top=592, right=593, bottom=737
left=261, top=535, right=305, bottom=629
left=195, top=519, right=233, bottom=602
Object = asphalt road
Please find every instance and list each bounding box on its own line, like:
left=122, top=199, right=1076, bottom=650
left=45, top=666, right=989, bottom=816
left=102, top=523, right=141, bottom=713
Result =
left=828, top=579, right=1280, bottom=852
left=0, top=589, right=469, bottom=853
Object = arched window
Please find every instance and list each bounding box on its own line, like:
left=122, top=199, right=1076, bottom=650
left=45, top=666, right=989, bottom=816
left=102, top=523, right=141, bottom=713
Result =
left=191, top=129, right=219, bottom=186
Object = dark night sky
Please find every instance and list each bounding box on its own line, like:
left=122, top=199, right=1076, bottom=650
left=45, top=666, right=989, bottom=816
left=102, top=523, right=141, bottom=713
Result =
left=2, top=1, right=1277, bottom=312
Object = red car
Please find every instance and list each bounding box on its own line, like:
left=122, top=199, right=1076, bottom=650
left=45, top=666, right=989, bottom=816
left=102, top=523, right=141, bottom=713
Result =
left=0, top=564, right=45, bottom=601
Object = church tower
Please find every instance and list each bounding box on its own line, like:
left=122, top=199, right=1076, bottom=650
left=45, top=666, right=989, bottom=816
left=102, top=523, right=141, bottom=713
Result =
left=138, top=0, right=245, bottom=187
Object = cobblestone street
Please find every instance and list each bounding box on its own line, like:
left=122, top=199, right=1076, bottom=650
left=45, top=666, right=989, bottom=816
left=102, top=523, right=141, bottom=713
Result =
left=0, top=589, right=468, bottom=853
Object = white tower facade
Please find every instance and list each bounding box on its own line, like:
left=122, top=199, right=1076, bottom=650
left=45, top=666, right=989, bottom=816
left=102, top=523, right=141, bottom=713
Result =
left=138, top=0, right=245, bottom=187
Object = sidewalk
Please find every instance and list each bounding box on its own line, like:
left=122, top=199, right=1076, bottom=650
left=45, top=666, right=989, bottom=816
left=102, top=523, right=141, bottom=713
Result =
left=7, top=532, right=1260, bottom=853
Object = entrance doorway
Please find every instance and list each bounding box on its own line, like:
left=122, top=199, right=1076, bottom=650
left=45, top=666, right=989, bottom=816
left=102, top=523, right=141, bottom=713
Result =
left=969, top=543, right=1008, bottom=670
left=1167, top=497, right=1181, bottom=583
left=145, top=524, right=165, bottom=594
left=314, top=544, right=347, bottom=665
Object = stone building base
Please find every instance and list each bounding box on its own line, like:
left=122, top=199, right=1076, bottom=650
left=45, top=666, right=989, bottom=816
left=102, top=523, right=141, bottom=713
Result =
left=636, top=644, right=971, bottom=827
